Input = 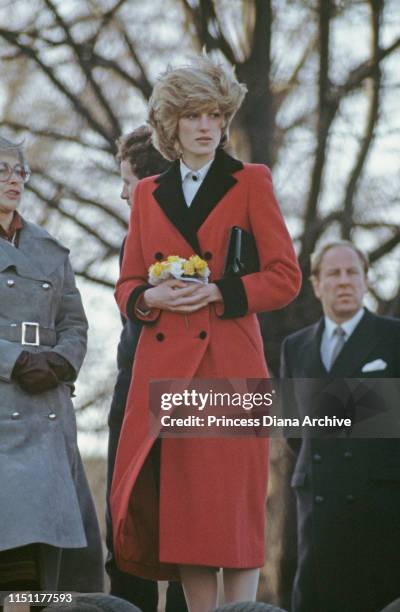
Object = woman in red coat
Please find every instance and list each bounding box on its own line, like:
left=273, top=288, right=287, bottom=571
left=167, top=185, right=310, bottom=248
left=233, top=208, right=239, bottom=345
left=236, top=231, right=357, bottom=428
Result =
left=112, top=56, right=301, bottom=612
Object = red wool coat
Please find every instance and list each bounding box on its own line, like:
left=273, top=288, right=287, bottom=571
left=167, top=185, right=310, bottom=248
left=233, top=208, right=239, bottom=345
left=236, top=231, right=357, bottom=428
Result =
left=111, top=149, right=301, bottom=580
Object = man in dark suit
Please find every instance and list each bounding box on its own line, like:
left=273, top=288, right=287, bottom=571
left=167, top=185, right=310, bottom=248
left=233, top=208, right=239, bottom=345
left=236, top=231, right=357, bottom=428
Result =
left=106, top=126, right=187, bottom=612
left=281, top=240, right=400, bottom=612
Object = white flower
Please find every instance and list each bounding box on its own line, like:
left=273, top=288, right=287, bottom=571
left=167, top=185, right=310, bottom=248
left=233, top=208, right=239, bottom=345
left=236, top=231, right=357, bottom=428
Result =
left=169, top=261, right=185, bottom=278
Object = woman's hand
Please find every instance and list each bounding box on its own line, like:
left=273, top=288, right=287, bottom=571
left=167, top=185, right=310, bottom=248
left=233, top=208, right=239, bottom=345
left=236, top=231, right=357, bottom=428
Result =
left=143, top=280, right=222, bottom=313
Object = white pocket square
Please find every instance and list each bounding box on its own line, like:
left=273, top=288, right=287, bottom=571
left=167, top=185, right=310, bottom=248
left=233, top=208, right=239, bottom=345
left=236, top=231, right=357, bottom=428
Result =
left=361, top=359, right=387, bottom=373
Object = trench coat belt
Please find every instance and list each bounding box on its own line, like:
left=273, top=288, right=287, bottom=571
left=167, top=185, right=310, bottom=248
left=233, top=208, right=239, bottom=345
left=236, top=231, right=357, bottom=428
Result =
left=0, top=323, right=57, bottom=346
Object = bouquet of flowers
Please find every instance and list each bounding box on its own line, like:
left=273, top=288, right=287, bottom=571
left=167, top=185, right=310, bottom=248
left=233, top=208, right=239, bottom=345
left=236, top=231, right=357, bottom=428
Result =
left=148, top=255, right=210, bottom=285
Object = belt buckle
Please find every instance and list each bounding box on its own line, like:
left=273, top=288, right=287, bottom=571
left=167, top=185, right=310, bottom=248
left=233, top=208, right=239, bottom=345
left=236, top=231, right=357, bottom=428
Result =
left=21, top=322, right=40, bottom=346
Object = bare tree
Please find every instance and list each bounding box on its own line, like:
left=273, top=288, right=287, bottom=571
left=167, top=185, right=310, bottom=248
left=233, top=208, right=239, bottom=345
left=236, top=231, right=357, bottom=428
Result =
left=1, top=0, right=398, bottom=358
left=0, top=0, right=185, bottom=282
left=1, top=1, right=399, bottom=604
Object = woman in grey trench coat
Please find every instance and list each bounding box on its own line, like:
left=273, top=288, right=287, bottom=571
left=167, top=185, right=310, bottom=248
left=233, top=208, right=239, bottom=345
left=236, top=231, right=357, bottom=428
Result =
left=0, top=135, right=103, bottom=593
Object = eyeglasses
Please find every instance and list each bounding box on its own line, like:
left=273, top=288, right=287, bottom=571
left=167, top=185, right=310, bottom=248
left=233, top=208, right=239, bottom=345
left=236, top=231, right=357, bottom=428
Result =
left=0, top=161, right=31, bottom=184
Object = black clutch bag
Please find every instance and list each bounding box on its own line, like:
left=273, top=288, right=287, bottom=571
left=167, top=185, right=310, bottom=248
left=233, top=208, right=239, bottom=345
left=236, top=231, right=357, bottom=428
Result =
left=223, top=226, right=260, bottom=277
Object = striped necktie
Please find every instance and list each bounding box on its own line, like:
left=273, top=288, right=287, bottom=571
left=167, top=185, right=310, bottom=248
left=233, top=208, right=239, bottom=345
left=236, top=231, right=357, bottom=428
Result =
left=329, top=326, right=346, bottom=369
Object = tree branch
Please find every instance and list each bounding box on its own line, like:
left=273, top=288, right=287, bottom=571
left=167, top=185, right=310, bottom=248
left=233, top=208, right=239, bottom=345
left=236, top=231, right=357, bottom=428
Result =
left=179, top=0, right=237, bottom=64
left=89, top=0, right=130, bottom=47
left=300, top=0, right=337, bottom=269
left=2, top=120, right=111, bottom=153
left=31, top=169, right=128, bottom=229
left=0, top=28, right=113, bottom=146
left=357, top=221, right=400, bottom=231
left=90, top=51, right=152, bottom=96
left=27, top=182, right=121, bottom=251
left=116, top=26, right=153, bottom=99
left=44, top=0, right=121, bottom=141
left=274, top=34, right=318, bottom=108
left=200, top=0, right=237, bottom=63
left=74, top=270, right=115, bottom=288
left=179, top=0, right=202, bottom=46
left=237, top=0, right=273, bottom=165
left=75, top=386, right=114, bottom=412
left=369, top=231, right=400, bottom=263
left=331, top=35, right=400, bottom=104
left=341, top=0, right=383, bottom=238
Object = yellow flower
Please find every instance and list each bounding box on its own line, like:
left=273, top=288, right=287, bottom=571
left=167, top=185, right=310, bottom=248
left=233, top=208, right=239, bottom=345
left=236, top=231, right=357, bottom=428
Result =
left=149, top=253, right=209, bottom=284
left=183, top=260, right=195, bottom=276
left=189, top=255, right=208, bottom=276
left=189, top=255, right=207, bottom=270
left=149, top=262, right=163, bottom=277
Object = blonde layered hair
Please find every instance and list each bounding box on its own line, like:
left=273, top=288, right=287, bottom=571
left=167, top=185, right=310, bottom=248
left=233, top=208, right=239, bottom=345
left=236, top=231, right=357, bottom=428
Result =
left=148, top=56, right=247, bottom=160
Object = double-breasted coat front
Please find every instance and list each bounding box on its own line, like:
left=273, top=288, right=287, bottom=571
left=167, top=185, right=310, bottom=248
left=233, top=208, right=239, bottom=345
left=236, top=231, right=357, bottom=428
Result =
left=112, top=149, right=301, bottom=580
left=0, top=219, right=103, bottom=590
left=281, top=310, right=400, bottom=612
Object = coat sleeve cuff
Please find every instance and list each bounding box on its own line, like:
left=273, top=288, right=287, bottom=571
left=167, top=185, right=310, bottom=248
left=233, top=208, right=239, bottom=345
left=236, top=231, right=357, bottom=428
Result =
left=126, top=285, right=161, bottom=325
left=214, top=276, right=248, bottom=319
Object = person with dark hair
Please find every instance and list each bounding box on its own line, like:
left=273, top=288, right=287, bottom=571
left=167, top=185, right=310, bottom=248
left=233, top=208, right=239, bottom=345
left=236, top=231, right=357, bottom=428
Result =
left=106, top=125, right=186, bottom=612
left=0, top=135, right=103, bottom=601
left=111, top=56, right=301, bottom=611
left=116, top=126, right=169, bottom=194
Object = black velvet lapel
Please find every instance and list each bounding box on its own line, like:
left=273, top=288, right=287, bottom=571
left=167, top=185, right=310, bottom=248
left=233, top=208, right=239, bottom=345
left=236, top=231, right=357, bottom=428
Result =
left=330, top=310, right=381, bottom=377
left=152, top=161, right=197, bottom=250
left=152, top=148, right=243, bottom=255
left=187, top=148, right=243, bottom=236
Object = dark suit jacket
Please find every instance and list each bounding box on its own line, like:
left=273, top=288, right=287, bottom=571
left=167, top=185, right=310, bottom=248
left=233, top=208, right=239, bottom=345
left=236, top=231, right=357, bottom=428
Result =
left=106, top=239, right=142, bottom=574
left=281, top=309, right=400, bottom=612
